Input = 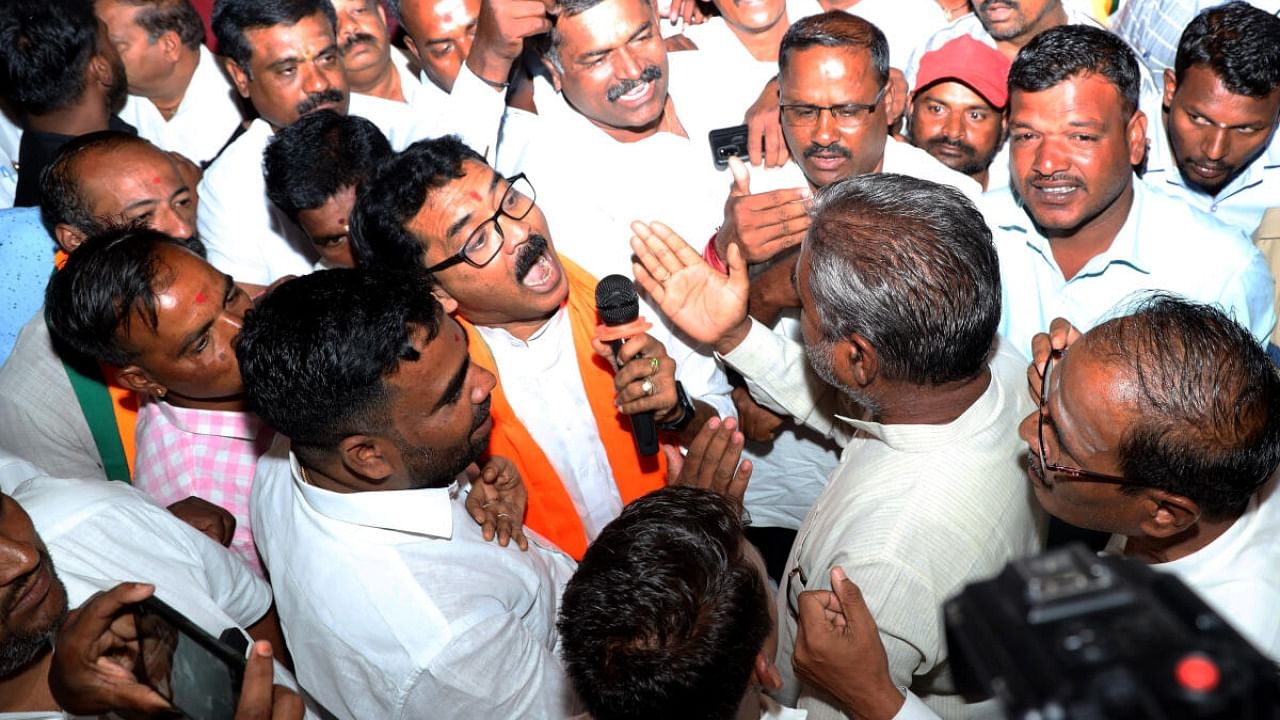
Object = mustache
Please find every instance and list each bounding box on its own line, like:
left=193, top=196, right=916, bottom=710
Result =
left=1030, top=171, right=1086, bottom=187
left=342, top=32, right=379, bottom=53
left=606, top=65, right=663, bottom=103
left=979, top=0, right=1018, bottom=10
left=1187, top=157, right=1229, bottom=172
left=514, top=234, right=549, bottom=283
left=925, top=136, right=977, bottom=157
left=803, top=142, right=852, bottom=159
left=295, top=89, right=346, bottom=117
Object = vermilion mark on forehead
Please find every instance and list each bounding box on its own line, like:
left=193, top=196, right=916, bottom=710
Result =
left=194, top=292, right=207, bottom=304
left=152, top=175, right=162, bottom=184
left=466, top=191, right=482, bottom=203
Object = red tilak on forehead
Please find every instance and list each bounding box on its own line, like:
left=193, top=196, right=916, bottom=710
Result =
left=467, top=191, right=483, bottom=203
left=194, top=292, right=208, bottom=304
left=152, top=175, right=162, bottom=184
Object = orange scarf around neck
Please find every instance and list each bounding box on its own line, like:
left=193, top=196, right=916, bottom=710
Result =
left=459, top=257, right=667, bottom=559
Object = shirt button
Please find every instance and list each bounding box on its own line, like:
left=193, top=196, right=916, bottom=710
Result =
left=1211, top=204, right=1218, bottom=212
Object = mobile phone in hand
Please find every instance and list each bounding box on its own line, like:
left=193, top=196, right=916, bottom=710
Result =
left=132, top=597, right=248, bottom=720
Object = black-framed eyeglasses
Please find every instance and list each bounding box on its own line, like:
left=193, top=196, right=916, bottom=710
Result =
left=779, top=85, right=888, bottom=128
left=424, top=173, right=537, bottom=274
left=1037, top=350, right=1130, bottom=485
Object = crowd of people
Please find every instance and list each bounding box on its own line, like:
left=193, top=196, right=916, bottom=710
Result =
left=1, top=0, right=1278, bottom=718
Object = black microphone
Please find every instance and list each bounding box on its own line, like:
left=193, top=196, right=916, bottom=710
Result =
left=595, top=274, right=659, bottom=457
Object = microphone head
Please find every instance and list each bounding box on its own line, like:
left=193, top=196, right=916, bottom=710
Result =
left=595, top=274, right=639, bottom=326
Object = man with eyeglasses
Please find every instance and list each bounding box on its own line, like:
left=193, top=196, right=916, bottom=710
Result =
left=1023, top=294, right=1280, bottom=660
left=351, top=136, right=725, bottom=561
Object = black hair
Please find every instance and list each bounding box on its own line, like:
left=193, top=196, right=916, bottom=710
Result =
left=806, top=173, right=1000, bottom=386
left=40, top=131, right=159, bottom=237
left=44, top=225, right=208, bottom=367
left=778, top=11, right=889, bottom=90
left=212, top=0, right=337, bottom=73
left=558, top=486, right=771, bottom=720
left=1089, top=294, right=1280, bottom=521
left=264, top=110, right=393, bottom=222
left=540, top=0, right=651, bottom=70
left=1175, top=1, right=1280, bottom=98
left=235, top=268, right=442, bottom=458
left=116, top=0, right=206, bottom=50
left=348, top=134, right=484, bottom=271
left=0, top=0, right=100, bottom=115
left=1009, top=24, right=1141, bottom=116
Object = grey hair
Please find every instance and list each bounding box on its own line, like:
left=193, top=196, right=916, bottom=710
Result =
left=805, top=173, right=1001, bottom=386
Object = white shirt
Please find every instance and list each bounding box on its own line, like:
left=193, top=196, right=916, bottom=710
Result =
left=0, top=104, right=20, bottom=209
left=1108, top=477, right=1280, bottom=661
left=475, top=307, right=622, bottom=541
left=905, top=8, right=1165, bottom=124
left=117, top=46, right=245, bottom=166
left=723, top=326, right=1043, bottom=719
left=251, top=438, right=578, bottom=720
left=498, top=55, right=738, bottom=420
left=987, top=179, right=1277, bottom=360
left=1141, top=112, right=1280, bottom=234
left=198, top=68, right=505, bottom=286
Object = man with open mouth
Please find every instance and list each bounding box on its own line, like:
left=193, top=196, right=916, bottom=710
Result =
left=983, top=25, right=1274, bottom=361
left=351, top=136, right=719, bottom=561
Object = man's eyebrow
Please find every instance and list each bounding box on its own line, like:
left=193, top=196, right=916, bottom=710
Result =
left=433, top=351, right=471, bottom=411
left=177, top=317, right=215, bottom=357
left=445, top=174, right=504, bottom=239
left=122, top=198, right=158, bottom=214
left=628, top=21, right=653, bottom=42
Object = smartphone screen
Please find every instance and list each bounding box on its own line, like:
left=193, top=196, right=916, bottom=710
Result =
left=133, top=597, right=246, bottom=720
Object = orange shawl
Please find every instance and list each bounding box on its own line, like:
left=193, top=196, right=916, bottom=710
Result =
left=459, top=258, right=667, bottom=559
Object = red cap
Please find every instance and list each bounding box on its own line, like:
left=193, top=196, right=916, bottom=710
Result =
left=913, top=35, right=1012, bottom=109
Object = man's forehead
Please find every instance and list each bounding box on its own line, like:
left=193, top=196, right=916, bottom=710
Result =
left=782, top=47, right=875, bottom=90
left=918, top=80, right=998, bottom=110
left=558, top=0, right=654, bottom=50
left=1010, top=74, right=1123, bottom=122
left=79, top=148, right=183, bottom=207
left=245, top=13, right=336, bottom=64
left=412, top=160, right=496, bottom=243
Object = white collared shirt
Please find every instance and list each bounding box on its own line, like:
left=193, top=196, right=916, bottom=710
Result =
left=251, top=438, right=578, bottom=720
left=722, top=326, right=1043, bottom=718
left=1141, top=113, right=1280, bottom=234
left=0, top=104, right=20, bottom=209
left=475, top=307, right=622, bottom=540
left=198, top=68, right=505, bottom=286
left=118, top=46, right=246, bottom=165
left=1108, top=476, right=1280, bottom=662
left=987, top=179, right=1277, bottom=360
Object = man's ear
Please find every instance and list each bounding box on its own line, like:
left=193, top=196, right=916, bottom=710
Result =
left=540, top=55, right=564, bottom=93
left=337, top=435, right=396, bottom=484
left=1162, top=68, right=1177, bottom=110
left=843, top=334, right=879, bottom=389
left=160, top=30, right=182, bottom=63
left=885, top=68, right=906, bottom=130
left=116, top=365, right=167, bottom=398
left=1139, top=490, right=1201, bottom=539
left=430, top=283, right=459, bottom=314
left=224, top=58, right=252, bottom=99
left=88, top=52, right=114, bottom=95
left=1126, top=109, right=1148, bottom=166
left=54, top=224, right=88, bottom=254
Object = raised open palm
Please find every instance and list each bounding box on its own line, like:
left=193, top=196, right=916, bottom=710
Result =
left=629, top=220, right=750, bottom=346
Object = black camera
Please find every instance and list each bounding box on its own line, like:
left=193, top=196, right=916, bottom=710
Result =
left=945, top=544, right=1280, bottom=719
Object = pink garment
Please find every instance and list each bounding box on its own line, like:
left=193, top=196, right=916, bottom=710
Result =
left=134, top=398, right=273, bottom=576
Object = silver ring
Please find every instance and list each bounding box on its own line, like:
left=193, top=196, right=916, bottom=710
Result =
left=496, top=513, right=511, bottom=520
left=641, top=378, right=655, bottom=396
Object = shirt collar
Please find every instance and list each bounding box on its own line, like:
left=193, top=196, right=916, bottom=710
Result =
left=155, top=399, right=261, bottom=441
left=288, top=451, right=458, bottom=539
left=831, top=360, right=1006, bottom=453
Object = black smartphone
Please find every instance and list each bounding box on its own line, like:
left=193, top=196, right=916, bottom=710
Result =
left=708, top=124, right=749, bottom=170
left=132, top=597, right=248, bottom=720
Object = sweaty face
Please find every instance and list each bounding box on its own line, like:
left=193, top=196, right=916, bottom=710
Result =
left=1016, top=339, right=1139, bottom=535
left=384, top=318, right=497, bottom=489
left=780, top=47, right=890, bottom=190
left=550, top=0, right=670, bottom=138
left=0, top=493, right=69, bottom=678
left=909, top=81, right=1005, bottom=181
left=231, top=12, right=349, bottom=129
left=974, top=0, right=1061, bottom=43
left=332, top=0, right=391, bottom=90
left=409, top=161, right=568, bottom=328
left=77, top=144, right=197, bottom=240
left=1008, top=73, right=1145, bottom=236
left=121, top=245, right=251, bottom=405
left=400, top=0, right=480, bottom=93
left=96, top=0, right=169, bottom=98
left=713, top=0, right=786, bottom=35
left=296, top=185, right=357, bottom=268
left=1164, top=65, right=1280, bottom=197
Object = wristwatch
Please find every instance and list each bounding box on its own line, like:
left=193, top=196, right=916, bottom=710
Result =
left=656, top=381, right=696, bottom=433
